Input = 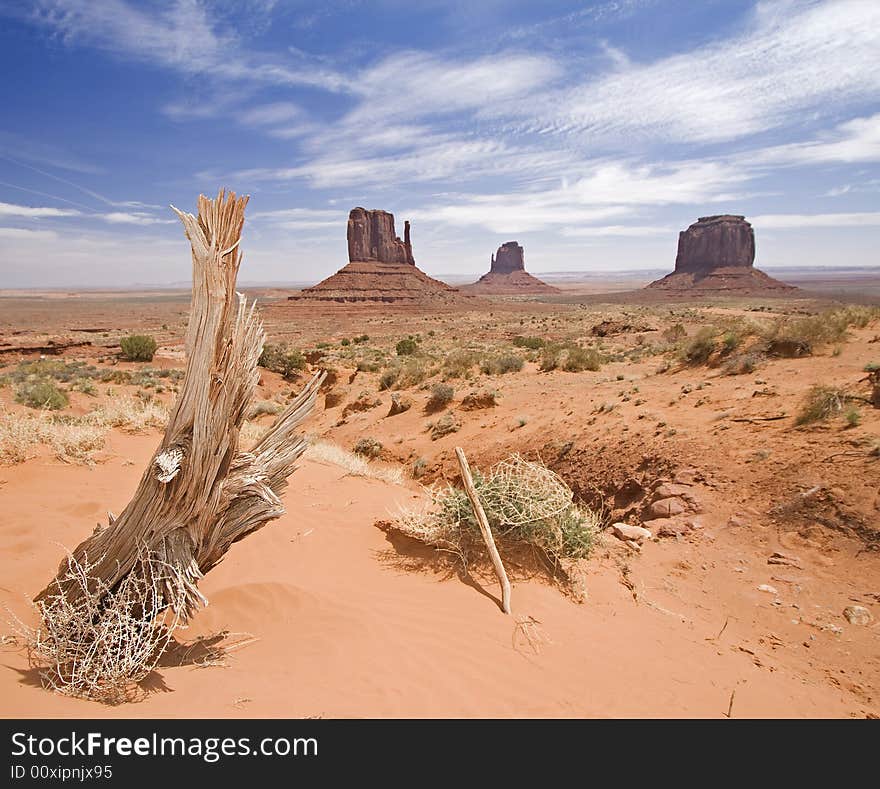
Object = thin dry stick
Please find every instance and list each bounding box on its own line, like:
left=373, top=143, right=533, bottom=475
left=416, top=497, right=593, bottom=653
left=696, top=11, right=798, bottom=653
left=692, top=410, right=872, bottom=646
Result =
left=455, top=447, right=511, bottom=615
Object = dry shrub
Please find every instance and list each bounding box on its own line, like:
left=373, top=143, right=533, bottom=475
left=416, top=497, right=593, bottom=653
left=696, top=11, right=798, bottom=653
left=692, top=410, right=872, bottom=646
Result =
left=305, top=438, right=404, bottom=484
left=796, top=385, right=846, bottom=425
left=0, top=409, right=106, bottom=464
left=9, top=547, right=186, bottom=704
left=426, top=382, right=454, bottom=412
left=396, top=455, right=600, bottom=583
left=85, top=396, right=168, bottom=431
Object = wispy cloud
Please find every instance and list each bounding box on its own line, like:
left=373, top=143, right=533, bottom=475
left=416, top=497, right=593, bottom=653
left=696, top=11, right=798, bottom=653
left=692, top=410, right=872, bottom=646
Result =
left=0, top=200, right=80, bottom=218
left=22, top=0, right=347, bottom=91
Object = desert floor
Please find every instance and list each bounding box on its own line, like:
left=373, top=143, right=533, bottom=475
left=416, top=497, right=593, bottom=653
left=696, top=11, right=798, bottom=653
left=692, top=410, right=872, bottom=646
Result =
left=1, top=285, right=878, bottom=718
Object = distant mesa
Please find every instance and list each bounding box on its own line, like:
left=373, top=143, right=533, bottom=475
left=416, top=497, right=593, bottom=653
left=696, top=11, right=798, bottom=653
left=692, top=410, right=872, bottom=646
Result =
left=646, top=215, right=796, bottom=294
left=289, top=207, right=460, bottom=304
left=463, top=241, right=559, bottom=295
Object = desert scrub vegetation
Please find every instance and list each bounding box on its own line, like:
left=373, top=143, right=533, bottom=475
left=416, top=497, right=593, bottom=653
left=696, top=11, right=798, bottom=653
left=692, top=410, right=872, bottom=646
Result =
left=305, top=438, right=403, bottom=485
left=0, top=409, right=104, bottom=464
left=379, top=357, right=432, bottom=390
left=395, top=337, right=419, bottom=356
left=353, top=436, right=383, bottom=459
left=14, top=377, right=69, bottom=410
left=426, top=382, right=454, bottom=412
left=395, top=455, right=600, bottom=584
left=538, top=343, right=601, bottom=372
left=258, top=343, right=306, bottom=380
left=442, top=349, right=481, bottom=379
left=480, top=352, right=524, bottom=376
left=0, top=396, right=168, bottom=465
left=795, top=385, right=847, bottom=425
left=119, top=334, right=158, bottom=362
left=512, top=335, right=546, bottom=350
left=9, top=547, right=185, bottom=703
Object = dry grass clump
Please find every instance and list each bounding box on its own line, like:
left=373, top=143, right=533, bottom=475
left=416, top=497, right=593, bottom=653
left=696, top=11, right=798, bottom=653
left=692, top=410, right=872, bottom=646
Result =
left=14, top=378, right=69, bottom=410
left=442, top=349, right=481, bottom=379
left=396, top=455, right=599, bottom=581
left=380, top=357, right=431, bottom=390
left=9, top=548, right=186, bottom=704
left=795, top=385, right=847, bottom=425
left=480, top=352, right=524, bottom=375
left=426, top=382, right=454, bottom=412
left=0, top=409, right=105, bottom=464
left=84, top=396, right=168, bottom=431
left=305, top=438, right=404, bottom=484
left=353, top=436, right=383, bottom=458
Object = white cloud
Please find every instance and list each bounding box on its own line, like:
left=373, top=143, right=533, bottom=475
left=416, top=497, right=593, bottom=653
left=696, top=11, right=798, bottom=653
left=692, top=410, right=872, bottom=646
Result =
left=752, top=212, right=880, bottom=229
left=100, top=212, right=175, bottom=226
left=746, top=113, right=880, bottom=167
left=0, top=227, right=59, bottom=240
left=26, top=0, right=346, bottom=91
left=539, top=0, right=880, bottom=145
left=0, top=201, right=80, bottom=218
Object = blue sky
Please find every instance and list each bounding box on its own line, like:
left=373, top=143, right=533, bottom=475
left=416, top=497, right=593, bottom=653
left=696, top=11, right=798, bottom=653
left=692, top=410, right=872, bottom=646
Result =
left=0, top=0, right=878, bottom=287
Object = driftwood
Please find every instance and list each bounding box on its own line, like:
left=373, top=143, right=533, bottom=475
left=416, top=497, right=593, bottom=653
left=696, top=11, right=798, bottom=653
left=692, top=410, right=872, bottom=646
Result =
left=36, top=189, right=323, bottom=622
left=455, top=447, right=512, bottom=615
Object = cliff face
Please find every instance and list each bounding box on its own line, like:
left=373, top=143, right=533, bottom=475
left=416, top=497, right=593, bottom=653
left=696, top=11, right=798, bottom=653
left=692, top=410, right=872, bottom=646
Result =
left=291, top=207, right=463, bottom=305
left=490, top=242, right=525, bottom=274
left=647, top=215, right=796, bottom=295
left=463, top=241, right=558, bottom=295
left=674, top=215, right=755, bottom=274
left=347, top=208, right=414, bottom=266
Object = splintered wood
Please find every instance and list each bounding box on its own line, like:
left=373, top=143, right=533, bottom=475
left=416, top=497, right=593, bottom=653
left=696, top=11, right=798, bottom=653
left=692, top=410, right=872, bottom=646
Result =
left=37, top=189, right=324, bottom=621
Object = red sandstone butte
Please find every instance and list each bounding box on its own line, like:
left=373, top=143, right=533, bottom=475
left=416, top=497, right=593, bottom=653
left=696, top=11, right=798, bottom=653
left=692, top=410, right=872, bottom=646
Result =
left=463, top=241, right=558, bottom=295
left=647, top=215, right=796, bottom=294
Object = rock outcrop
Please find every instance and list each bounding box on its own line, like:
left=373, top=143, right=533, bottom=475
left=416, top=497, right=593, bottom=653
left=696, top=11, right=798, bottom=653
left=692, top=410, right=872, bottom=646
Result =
left=347, top=207, right=415, bottom=266
left=463, top=241, right=558, bottom=295
left=647, top=215, right=796, bottom=294
left=290, top=208, right=460, bottom=305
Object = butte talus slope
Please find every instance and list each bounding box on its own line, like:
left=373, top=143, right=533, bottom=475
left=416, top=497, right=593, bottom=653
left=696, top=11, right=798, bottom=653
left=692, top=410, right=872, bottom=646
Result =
left=290, top=208, right=461, bottom=304
left=463, top=241, right=559, bottom=295
left=647, top=215, right=796, bottom=295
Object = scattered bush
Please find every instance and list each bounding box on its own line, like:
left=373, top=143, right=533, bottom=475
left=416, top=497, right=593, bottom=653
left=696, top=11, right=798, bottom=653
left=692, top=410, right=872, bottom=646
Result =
left=248, top=400, right=282, bottom=419
left=305, top=439, right=403, bottom=485
left=353, top=437, right=383, bottom=459
left=480, top=353, right=524, bottom=376
left=15, top=378, right=68, bottom=410
left=430, top=413, right=460, bottom=440
left=844, top=406, right=861, bottom=428
left=796, top=385, right=846, bottom=425
left=119, top=334, right=158, bottom=362
left=258, top=343, right=306, bottom=380
left=395, top=455, right=600, bottom=573
left=512, top=336, right=545, bottom=350
left=562, top=347, right=601, bottom=372
left=442, top=350, right=480, bottom=379
left=426, top=383, right=454, bottom=412
left=662, top=323, right=687, bottom=343
left=460, top=389, right=499, bottom=410
left=683, top=328, right=716, bottom=365
left=396, top=337, right=419, bottom=356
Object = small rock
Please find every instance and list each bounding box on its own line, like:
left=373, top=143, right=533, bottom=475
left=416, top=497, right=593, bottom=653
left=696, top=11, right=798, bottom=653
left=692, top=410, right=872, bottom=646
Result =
left=843, top=605, right=872, bottom=626
left=646, top=497, right=687, bottom=519
left=653, top=518, right=692, bottom=538
left=727, top=515, right=748, bottom=528
left=387, top=392, right=412, bottom=416
left=767, top=552, right=802, bottom=568
left=611, top=522, right=652, bottom=544
left=673, top=468, right=699, bottom=485
left=758, top=584, right=778, bottom=595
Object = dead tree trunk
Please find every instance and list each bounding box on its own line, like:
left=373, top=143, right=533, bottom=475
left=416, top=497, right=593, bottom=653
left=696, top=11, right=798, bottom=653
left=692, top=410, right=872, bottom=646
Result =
left=37, top=189, right=323, bottom=621
left=455, top=447, right=512, bottom=615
